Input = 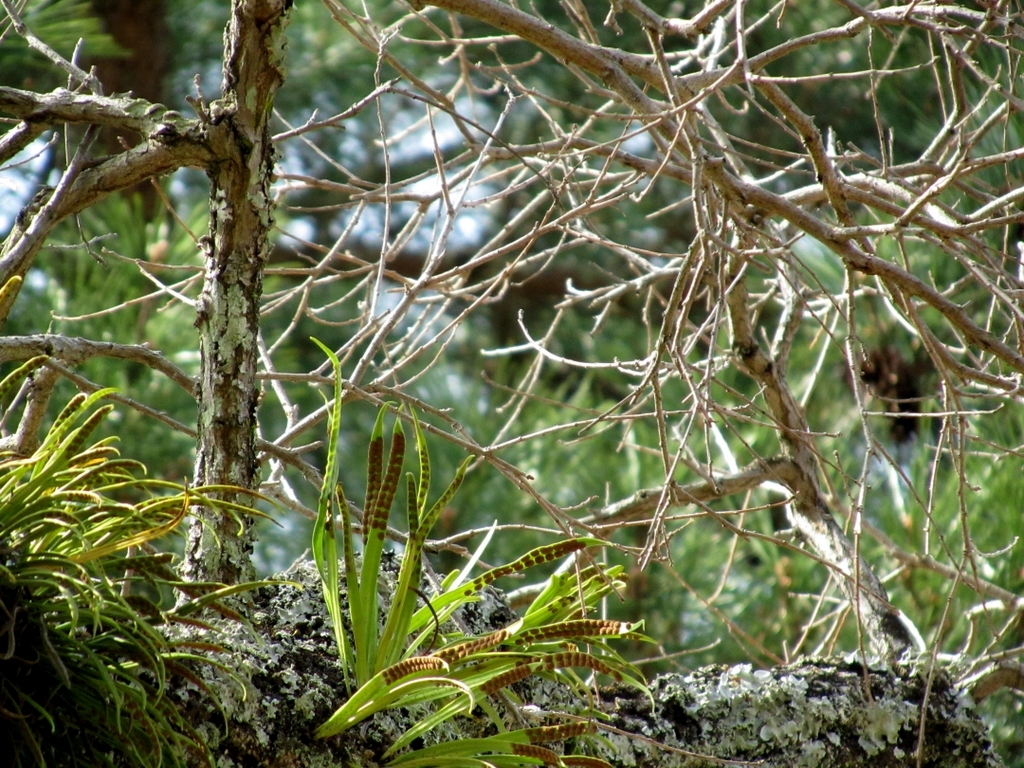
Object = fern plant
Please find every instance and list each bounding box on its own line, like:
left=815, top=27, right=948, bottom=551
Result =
left=312, top=342, right=652, bottom=766
left=0, top=357, right=261, bottom=767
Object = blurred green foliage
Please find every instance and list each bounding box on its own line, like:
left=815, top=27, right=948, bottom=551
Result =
left=3, top=0, right=1023, bottom=762
left=0, top=0, right=121, bottom=90
left=0, top=362, right=253, bottom=768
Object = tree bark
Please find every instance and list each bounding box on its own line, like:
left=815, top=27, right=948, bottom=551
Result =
left=181, top=0, right=291, bottom=588
left=0, top=2, right=290, bottom=588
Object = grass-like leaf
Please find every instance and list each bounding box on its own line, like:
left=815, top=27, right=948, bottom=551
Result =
left=309, top=338, right=354, bottom=693
left=309, top=350, right=651, bottom=765
left=358, top=407, right=404, bottom=682
left=1, top=377, right=262, bottom=768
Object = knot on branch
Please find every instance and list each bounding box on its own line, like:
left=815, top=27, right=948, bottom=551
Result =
left=732, top=341, right=773, bottom=376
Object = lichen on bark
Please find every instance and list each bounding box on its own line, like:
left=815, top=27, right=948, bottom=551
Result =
left=182, top=0, right=292, bottom=588
left=173, top=559, right=1001, bottom=768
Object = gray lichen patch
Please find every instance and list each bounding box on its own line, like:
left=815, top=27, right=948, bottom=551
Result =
left=168, top=556, right=525, bottom=767
left=170, top=561, right=351, bottom=767
left=166, top=560, right=1001, bottom=768
left=599, top=660, right=1002, bottom=768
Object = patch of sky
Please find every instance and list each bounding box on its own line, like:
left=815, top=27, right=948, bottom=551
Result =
left=322, top=176, right=493, bottom=262
left=386, top=90, right=498, bottom=163
left=620, top=122, right=655, bottom=157
left=25, top=268, right=48, bottom=293
left=168, top=167, right=212, bottom=210
left=274, top=90, right=499, bottom=260
left=0, top=135, right=57, bottom=232
left=336, top=125, right=373, bottom=169
left=277, top=216, right=317, bottom=248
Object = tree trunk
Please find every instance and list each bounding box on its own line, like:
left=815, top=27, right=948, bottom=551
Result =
left=181, top=0, right=291, bottom=588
